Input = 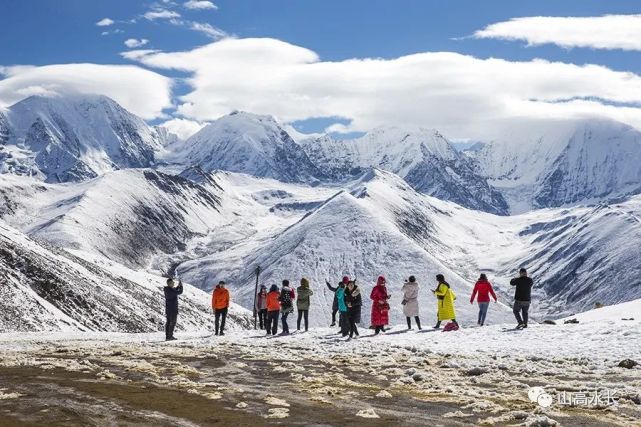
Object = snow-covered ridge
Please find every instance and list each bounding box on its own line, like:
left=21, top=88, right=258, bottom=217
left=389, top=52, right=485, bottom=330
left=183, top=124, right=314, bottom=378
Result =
left=0, top=220, right=251, bottom=333
left=300, top=127, right=509, bottom=215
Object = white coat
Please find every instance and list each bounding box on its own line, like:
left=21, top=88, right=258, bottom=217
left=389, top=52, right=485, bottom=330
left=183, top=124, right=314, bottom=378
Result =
left=401, top=281, right=420, bottom=317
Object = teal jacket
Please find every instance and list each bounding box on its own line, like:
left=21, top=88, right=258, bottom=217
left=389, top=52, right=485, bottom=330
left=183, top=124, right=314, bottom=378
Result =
left=336, top=287, right=347, bottom=312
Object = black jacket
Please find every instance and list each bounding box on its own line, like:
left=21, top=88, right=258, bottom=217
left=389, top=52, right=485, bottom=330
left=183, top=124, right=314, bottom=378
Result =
left=164, top=284, right=184, bottom=314
left=510, top=277, right=533, bottom=302
left=326, top=281, right=341, bottom=311
left=344, top=286, right=362, bottom=323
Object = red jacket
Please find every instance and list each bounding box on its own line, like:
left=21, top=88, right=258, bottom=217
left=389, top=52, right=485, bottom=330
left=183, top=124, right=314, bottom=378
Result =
left=470, top=279, right=497, bottom=303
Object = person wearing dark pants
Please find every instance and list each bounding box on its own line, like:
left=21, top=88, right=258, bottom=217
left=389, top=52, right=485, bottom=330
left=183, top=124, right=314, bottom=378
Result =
left=513, top=301, right=530, bottom=327
left=212, top=281, right=230, bottom=336
left=297, top=310, right=309, bottom=331
left=510, top=268, right=534, bottom=329
left=256, top=284, right=268, bottom=330
left=326, top=276, right=349, bottom=326
left=266, top=284, right=281, bottom=335
left=402, top=276, right=422, bottom=330
left=279, top=280, right=294, bottom=335
left=215, top=308, right=228, bottom=335
left=297, top=278, right=313, bottom=332
left=165, top=312, right=178, bottom=341
left=163, top=278, right=183, bottom=341
left=345, top=281, right=362, bottom=339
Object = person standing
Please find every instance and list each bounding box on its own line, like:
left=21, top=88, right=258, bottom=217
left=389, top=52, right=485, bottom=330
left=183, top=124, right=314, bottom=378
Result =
left=344, top=280, right=362, bottom=339
left=326, top=276, right=349, bottom=326
left=510, top=268, right=533, bottom=329
left=256, top=284, right=269, bottom=330
left=470, top=274, right=497, bottom=326
left=279, top=280, right=294, bottom=335
left=297, top=278, right=313, bottom=332
left=336, top=282, right=349, bottom=336
left=402, top=276, right=421, bottom=330
left=212, top=281, right=230, bottom=336
left=370, top=276, right=390, bottom=335
left=163, top=277, right=183, bottom=341
left=266, top=284, right=281, bottom=336
left=433, top=274, right=458, bottom=329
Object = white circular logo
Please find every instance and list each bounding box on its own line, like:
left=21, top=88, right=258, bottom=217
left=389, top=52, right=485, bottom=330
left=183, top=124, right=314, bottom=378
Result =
left=537, top=393, right=554, bottom=408
left=528, top=387, right=553, bottom=408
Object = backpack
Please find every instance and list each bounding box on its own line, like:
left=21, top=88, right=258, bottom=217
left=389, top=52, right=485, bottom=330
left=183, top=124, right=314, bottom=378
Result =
left=279, top=289, right=292, bottom=307
left=442, top=322, right=459, bottom=332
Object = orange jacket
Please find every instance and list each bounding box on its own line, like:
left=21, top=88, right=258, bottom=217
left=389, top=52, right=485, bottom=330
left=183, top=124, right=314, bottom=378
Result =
left=212, top=286, right=230, bottom=310
left=266, top=291, right=281, bottom=311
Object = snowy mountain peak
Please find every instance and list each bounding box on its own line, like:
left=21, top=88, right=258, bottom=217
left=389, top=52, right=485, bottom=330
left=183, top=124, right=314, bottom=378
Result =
left=474, top=117, right=641, bottom=212
left=2, top=94, right=165, bottom=183
left=171, top=110, right=324, bottom=183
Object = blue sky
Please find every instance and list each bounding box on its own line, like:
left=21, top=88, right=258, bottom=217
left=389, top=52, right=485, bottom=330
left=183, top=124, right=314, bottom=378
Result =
left=2, top=1, right=641, bottom=139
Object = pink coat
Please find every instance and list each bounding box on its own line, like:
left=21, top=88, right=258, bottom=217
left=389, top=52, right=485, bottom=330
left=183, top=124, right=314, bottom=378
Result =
left=370, top=283, right=390, bottom=326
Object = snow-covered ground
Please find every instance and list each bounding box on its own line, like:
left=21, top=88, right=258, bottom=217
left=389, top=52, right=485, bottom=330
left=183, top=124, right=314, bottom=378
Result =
left=1, top=304, right=639, bottom=425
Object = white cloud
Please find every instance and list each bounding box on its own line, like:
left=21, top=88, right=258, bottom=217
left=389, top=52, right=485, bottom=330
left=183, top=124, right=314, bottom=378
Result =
left=123, top=37, right=641, bottom=139
left=0, top=64, right=172, bottom=120
left=474, top=14, right=641, bottom=51
left=124, top=38, right=149, bottom=48
left=160, top=117, right=206, bottom=140
left=96, top=18, right=115, bottom=26
left=184, top=1, right=218, bottom=10
left=144, top=9, right=181, bottom=20
left=101, top=29, right=125, bottom=36
left=189, top=22, right=227, bottom=39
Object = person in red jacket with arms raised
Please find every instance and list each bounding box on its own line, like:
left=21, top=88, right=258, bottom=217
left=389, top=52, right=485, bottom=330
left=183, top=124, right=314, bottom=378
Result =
left=470, top=274, right=497, bottom=326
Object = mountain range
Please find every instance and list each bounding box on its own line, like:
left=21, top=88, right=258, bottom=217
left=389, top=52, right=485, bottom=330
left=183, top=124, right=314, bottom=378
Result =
left=2, top=94, right=641, bottom=330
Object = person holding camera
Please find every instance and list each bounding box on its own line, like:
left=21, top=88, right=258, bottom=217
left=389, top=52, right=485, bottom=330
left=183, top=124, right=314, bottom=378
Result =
left=164, top=277, right=183, bottom=341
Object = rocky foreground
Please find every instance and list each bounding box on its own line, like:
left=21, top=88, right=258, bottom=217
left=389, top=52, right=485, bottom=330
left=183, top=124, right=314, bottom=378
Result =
left=0, top=318, right=640, bottom=426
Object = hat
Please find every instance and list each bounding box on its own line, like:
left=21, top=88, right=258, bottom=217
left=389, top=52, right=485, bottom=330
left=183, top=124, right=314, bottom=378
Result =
left=301, top=278, right=309, bottom=287
left=342, top=276, right=350, bottom=284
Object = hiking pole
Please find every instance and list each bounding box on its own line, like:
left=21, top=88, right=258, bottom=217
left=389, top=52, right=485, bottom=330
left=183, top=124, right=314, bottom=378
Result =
left=253, top=266, right=261, bottom=330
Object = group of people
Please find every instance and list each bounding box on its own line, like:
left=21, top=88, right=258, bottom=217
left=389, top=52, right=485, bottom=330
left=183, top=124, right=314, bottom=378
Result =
left=162, top=268, right=534, bottom=341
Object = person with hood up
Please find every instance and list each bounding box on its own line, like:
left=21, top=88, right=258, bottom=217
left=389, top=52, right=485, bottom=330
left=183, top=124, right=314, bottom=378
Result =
left=256, top=284, right=268, bottom=330
left=326, top=276, right=349, bottom=327
left=370, top=276, right=391, bottom=335
left=470, top=273, right=497, bottom=326
left=212, top=281, right=230, bottom=336
left=164, top=277, right=183, bottom=341
left=279, top=280, right=294, bottom=335
left=296, top=278, right=313, bottom=332
left=344, top=280, right=362, bottom=339
left=433, top=274, right=458, bottom=330
left=402, top=276, right=421, bottom=330
left=266, top=284, right=281, bottom=336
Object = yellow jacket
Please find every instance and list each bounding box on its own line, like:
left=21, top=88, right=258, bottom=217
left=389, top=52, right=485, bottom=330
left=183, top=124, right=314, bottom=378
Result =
left=434, top=282, right=457, bottom=321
